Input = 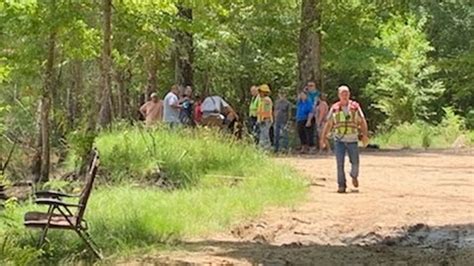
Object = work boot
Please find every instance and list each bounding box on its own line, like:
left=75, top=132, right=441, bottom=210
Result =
left=352, top=177, right=359, bottom=188
left=337, top=187, right=346, bottom=193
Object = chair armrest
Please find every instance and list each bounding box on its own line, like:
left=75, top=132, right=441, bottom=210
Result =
left=35, top=190, right=79, bottom=199
left=35, top=198, right=83, bottom=208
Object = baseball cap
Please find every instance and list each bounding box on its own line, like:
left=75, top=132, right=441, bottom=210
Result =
left=338, top=86, right=350, bottom=93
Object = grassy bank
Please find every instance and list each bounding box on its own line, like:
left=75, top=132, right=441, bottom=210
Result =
left=0, top=127, right=306, bottom=264
left=372, top=108, right=473, bottom=149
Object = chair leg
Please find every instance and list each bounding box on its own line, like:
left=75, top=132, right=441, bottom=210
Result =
left=74, top=228, right=103, bottom=260
left=37, top=227, right=49, bottom=248
left=38, top=206, right=54, bottom=248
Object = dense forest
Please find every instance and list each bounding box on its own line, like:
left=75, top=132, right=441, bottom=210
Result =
left=0, top=0, right=473, bottom=181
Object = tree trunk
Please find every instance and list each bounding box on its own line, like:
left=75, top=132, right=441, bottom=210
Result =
left=116, top=72, right=125, bottom=119
left=68, top=60, right=82, bottom=129
left=174, top=5, right=193, bottom=87
left=39, top=96, right=51, bottom=182
left=32, top=100, right=42, bottom=183
left=115, top=68, right=132, bottom=119
left=297, top=0, right=322, bottom=91
left=98, top=0, right=113, bottom=127
left=34, top=29, right=56, bottom=183
left=146, top=50, right=159, bottom=100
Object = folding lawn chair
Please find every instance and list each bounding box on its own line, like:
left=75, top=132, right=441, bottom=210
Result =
left=24, top=149, right=102, bottom=259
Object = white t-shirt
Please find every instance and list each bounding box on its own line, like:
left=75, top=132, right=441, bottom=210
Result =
left=200, top=96, right=229, bottom=116
left=163, top=92, right=180, bottom=123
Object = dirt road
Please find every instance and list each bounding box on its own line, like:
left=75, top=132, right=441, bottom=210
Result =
left=129, top=150, right=474, bottom=265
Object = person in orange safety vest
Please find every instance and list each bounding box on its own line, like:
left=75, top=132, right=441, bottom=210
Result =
left=257, top=84, right=273, bottom=150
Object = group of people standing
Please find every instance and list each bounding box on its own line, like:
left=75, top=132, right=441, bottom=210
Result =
left=248, top=81, right=331, bottom=154
left=139, top=84, right=238, bottom=129
left=140, top=82, right=369, bottom=193
left=248, top=83, right=370, bottom=193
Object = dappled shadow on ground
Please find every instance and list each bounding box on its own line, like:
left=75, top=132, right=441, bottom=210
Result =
left=138, top=224, right=474, bottom=265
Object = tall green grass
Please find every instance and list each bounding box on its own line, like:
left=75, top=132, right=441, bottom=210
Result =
left=68, top=126, right=266, bottom=184
left=1, top=127, right=307, bottom=264
left=373, top=108, right=473, bottom=149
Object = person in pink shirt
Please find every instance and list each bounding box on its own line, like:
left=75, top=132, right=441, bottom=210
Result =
left=193, top=95, right=203, bottom=125
left=317, top=93, right=330, bottom=153
left=139, top=93, right=163, bottom=127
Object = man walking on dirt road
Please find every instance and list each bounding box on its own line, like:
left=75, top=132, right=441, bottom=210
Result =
left=320, top=85, right=369, bottom=193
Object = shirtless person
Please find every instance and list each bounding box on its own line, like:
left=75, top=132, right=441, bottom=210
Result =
left=139, top=93, right=163, bottom=127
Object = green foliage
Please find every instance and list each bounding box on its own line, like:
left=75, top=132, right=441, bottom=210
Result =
left=466, top=109, right=474, bottom=129
left=0, top=200, right=43, bottom=265
left=92, top=127, right=267, bottom=183
left=66, top=129, right=97, bottom=170
left=373, top=107, right=470, bottom=149
left=0, top=104, right=9, bottom=135
left=0, top=128, right=306, bottom=263
left=413, top=1, right=474, bottom=128
left=437, top=107, right=466, bottom=144
left=365, top=15, right=445, bottom=127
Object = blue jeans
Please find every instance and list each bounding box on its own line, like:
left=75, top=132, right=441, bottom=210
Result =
left=248, top=116, right=259, bottom=144
left=273, top=121, right=288, bottom=152
left=258, top=120, right=272, bottom=150
left=334, top=141, right=359, bottom=188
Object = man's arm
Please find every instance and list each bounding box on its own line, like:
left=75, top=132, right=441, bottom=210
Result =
left=305, top=103, right=315, bottom=127
left=319, top=119, right=333, bottom=148
left=158, top=103, right=164, bottom=121
left=305, top=111, right=314, bottom=127
left=316, top=105, right=323, bottom=125
left=358, top=107, right=369, bottom=146
left=274, top=106, right=279, bottom=122
left=317, top=103, right=328, bottom=125
left=139, top=103, right=148, bottom=117
left=170, top=96, right=182, bottom=110
left=360, top=117, right=368, bottom=137
left=225, top=106, right=239, bottom=120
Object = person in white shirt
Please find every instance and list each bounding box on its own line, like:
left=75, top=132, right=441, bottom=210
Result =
left=163, top=85, right=182, bottom=126
left=200, top=95, right=238, bottom=128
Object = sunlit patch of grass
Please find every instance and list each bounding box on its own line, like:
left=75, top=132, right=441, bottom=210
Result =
left=373, top=108, right=473, bottom=149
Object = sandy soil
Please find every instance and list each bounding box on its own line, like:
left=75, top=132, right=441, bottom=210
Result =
left=125, top=150, right=474, bottom=265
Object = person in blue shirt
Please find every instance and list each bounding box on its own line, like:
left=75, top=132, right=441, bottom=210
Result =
left=305, top=81, right=321, bottom=105
left=304, top=81, right=320, bottom=150
left=296, top=91, right=315, bottom=154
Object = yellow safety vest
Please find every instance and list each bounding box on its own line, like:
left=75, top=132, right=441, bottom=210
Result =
left=332, top=101, right=360, bottom=136
left=249, top=96, right=260, bottom=117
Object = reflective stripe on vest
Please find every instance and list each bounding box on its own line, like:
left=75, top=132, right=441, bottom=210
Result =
left=332, top=101, right=360, bottom=136
left=257, top=97, right=273, bottom=121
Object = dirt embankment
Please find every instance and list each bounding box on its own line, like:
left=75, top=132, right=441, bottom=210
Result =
left=125, top=150, right=474, bottom=265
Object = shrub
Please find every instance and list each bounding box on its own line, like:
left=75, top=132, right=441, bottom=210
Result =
left=365, top=15, right=444, bottom=127
left=92, top=127, right=265, bottom=184
left=437, top=107, right=465, bottom=144
left=373, top=107, right=471, bottom=149
left=0, top=200, right=43, bottom=265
